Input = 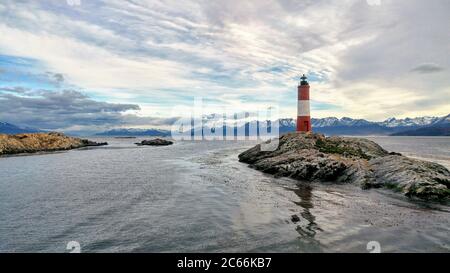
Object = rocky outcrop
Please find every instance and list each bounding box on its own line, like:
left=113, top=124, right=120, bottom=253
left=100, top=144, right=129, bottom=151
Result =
left=135, top=138, right=173, bottom=146
left=0, top=132, right=108, bottom=155
left=239, top=133, right=450, bottom=201
left=369, top=156, right=450, bottom=200
left=80, top=139, right=108, bottom=147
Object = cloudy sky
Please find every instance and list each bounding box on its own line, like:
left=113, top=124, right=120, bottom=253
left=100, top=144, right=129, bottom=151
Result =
left=0, top=0, right=449, bottom=132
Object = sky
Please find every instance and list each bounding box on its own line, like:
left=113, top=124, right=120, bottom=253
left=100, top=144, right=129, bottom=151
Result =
left=0, top=0, right=449, bottom=133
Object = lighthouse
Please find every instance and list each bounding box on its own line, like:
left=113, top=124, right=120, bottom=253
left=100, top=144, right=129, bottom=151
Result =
left=297, top=74, right=312, bottom=132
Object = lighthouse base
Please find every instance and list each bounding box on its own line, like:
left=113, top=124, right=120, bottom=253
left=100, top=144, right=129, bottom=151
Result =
left=297, top=116, right=312, bottom=132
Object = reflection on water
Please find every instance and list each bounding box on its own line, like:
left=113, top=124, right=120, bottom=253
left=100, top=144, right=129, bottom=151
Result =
left=0, top=137, right=449, bottom=253
left=290, top=184, right=323, bottom=240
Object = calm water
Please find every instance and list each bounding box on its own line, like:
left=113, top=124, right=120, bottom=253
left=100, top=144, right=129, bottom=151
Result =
left=0, top=136, right=449, bottom=253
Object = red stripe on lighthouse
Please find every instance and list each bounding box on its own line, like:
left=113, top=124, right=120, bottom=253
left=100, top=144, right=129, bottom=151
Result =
left=298, top=89, right=310, bottom=100
left=297, top=75, right=312, bottom=133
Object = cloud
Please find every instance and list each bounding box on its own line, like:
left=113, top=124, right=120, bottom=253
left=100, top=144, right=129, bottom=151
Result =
left=0, top=86, right=29, bottom=94
left=0, top=0, right=449, bottom=123
left=0, top=88, right=145, bottom=131
left=410, top=63, right=445, bottom=74
left=49, top=72, right=65, bottom=84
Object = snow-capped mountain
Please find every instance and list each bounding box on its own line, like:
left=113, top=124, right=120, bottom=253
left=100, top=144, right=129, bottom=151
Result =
left=390, top=114, right=450, bottom=136
left=278, top=118, right=296, bottom=128
left=309, top=116, right=447, bottom=128
left=311, top=117, right=373, bottom=127
left=311, top=117, right=340, bottom=127
left=278, top=114, right=450, bottom=136
left=380, top=116, right=442, bottom=128
left=434, top=114, right=450, bottom=125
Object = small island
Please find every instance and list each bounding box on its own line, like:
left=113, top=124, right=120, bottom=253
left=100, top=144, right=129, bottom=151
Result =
left=239, top=132, right=450, bottom=201
left=135, top=138, right=173, bottom=146
left=0, top=132, right=108, bottom=156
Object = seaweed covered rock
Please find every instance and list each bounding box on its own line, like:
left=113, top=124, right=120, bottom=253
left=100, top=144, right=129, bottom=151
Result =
left=239, top=132, right=450, bottom=201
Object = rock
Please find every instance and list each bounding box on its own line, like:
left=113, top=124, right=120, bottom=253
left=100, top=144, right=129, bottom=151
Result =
left=239, top=133, right=384, bottom=185
left=291, top=215, right=301, bottom=223
left=80, top=139, right=109, bottom=147
left=136, top=138, right=173, bottom=146
left=369, top=155, right=450, bottom=201
left=239, top=132, right=450, bottom=201
left=0, top=133, right=108, bottom=155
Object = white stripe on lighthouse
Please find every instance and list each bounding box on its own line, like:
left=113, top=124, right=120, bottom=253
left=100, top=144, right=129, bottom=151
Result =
left=297, top=100, right=310, bottom=116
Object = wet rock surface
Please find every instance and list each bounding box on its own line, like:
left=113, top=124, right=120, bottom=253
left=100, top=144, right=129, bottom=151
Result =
left=0, top=132, right=108, bottom=155
left=239, top=133, right=450, bottom=201
left=135, top=138, right=173, bottom=146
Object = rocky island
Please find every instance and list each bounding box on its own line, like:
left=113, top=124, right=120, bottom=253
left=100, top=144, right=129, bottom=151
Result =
left=0, top=132, right=108, bottom=156
left=239, top=133, right=450, bottom=201
left=135, top=138, right=173, bottom=146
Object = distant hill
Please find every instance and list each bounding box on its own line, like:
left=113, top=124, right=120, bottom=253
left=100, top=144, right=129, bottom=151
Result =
left=96, top=128, right=171, bottom=137
left=0, top=122, right=42, bottom=134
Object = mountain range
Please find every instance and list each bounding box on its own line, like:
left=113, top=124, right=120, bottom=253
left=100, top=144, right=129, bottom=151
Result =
left=95, top=128, right=171, bottom=137
left=0, top=122, right=42, bottom=134
left=280, top=115, right=450, bottom=136
left=1, top=114, right=449, bottom=136
left=95, top=114, right=450, bottom=137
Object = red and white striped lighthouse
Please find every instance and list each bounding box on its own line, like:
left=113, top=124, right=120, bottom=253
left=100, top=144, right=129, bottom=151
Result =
left=297, top=74, right=312, bottom=132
